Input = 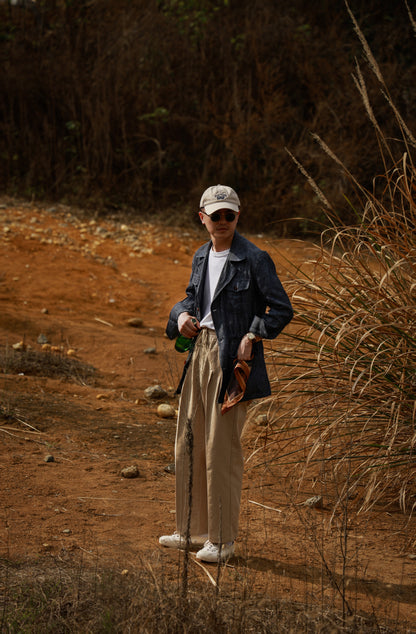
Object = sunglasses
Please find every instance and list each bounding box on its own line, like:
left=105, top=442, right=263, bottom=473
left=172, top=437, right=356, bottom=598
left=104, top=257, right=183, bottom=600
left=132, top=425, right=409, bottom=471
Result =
left=203, top=210, right=238, bottom=222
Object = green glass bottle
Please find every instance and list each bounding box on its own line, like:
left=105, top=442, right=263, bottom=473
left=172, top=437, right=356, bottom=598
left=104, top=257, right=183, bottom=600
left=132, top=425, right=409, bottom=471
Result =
left=174, top=334, right=195, bottom=353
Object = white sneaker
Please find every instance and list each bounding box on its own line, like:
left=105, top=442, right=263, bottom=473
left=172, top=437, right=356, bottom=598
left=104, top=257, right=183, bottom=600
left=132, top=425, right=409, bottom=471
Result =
left=159, top=532, right=186, bottom=549
left=159, top=532, right=207, bottom=550
left=196, top=540, right=235, bottom=563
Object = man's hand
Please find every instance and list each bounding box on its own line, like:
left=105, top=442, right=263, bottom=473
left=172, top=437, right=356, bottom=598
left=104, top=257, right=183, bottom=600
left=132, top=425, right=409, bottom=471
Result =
left=178, top=312, right=200, bottom=338
left=237, top=335, right=255, bottom=361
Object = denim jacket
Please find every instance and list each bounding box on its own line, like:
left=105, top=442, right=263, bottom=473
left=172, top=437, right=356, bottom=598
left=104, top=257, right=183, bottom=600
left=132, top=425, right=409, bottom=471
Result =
left=166, top=231, right=293, bottom=403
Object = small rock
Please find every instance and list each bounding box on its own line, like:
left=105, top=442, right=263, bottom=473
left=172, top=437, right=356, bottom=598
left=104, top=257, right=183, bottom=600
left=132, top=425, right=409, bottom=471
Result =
left=37, top=333, right=49, bottom=344
left=44, top=454, right=55, bottom=463
left=144, top=347, right=157, bottom=355
left=127, top=317, right=143, bottom=328
left=302, top=495, right=323, bottom=509
left=157, top=403, right=176, bottom=418
left=144, top=385, right=168, bottom=400
left=12, top=341, right=25, bottom=351
left=164, top=463, right=175, bottom=474
left=67, top=349, right=77, bottom=357
left=255, top=414, right=268, bottom=426
left=96, top=393, right=111, bottom=400
left=41, top=308, right=49, bottom=314
left=121, top=465, right=140, bottom=479
left=63, top=529, right=71, bottom=535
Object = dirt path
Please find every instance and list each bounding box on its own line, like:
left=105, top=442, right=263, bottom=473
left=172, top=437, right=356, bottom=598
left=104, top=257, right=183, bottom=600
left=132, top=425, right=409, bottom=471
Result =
left=1, top=199, right=415, bottom=627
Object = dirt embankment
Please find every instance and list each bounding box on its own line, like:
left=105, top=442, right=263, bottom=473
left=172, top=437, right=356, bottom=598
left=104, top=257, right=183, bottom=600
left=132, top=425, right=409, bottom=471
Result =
left=1, top=199, right=415, bottom=626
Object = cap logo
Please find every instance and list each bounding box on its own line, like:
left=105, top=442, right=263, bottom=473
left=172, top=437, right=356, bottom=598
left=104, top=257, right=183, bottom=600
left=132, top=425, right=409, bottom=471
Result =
left=215, top=187, right=228, bottom=201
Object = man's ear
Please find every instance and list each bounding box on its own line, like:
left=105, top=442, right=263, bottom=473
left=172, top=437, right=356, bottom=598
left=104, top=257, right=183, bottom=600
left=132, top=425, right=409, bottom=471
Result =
left=198, top=211, right=205, bottom=224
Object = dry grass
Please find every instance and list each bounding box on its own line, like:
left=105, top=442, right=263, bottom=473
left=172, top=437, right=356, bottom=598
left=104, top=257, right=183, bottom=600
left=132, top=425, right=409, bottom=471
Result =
left=0, top=557, right=403, bottom=633
left=260, top=11, right=416, bottom=514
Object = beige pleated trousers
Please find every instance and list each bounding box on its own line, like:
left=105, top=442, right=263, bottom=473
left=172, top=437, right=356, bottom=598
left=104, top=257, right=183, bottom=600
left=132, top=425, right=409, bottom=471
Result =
left=175, top=328, right=247, bottom=544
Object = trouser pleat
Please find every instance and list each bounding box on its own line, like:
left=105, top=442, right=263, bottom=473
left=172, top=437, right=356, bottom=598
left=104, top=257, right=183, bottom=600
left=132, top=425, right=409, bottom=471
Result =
left=175, top=328, right=247, bottom=544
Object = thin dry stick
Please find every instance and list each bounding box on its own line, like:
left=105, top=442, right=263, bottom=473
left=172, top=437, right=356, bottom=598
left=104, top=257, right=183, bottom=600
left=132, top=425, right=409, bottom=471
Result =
left=181, top=416, right=194, bottom=606
left=14, top=418, right=42, bottom=433
left=0, top=428, right=44, bottom=444
left=249, top=500, right=282, bottom=513
left=406, top=0, right=416, bottom=36
left=0, top=426, right=41, bottom=435
left=94, top=317, right=114, bottom=327
left=190, top=558, right=217, bottom=587
left=285, top=148, right=332, bottom=211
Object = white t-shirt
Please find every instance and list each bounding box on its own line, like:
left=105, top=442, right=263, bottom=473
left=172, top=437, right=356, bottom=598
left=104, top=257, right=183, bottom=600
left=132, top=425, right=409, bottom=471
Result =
left=199, top=248, right=229, bottom=330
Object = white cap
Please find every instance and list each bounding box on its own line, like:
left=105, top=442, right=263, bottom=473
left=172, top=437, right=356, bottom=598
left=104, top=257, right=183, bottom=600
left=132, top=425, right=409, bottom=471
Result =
left=199, top=184, right=240, bottom=215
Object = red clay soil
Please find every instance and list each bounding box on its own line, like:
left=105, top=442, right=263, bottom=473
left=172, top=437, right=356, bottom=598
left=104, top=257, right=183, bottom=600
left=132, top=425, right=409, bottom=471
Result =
left=0, top=198, right=415, bottom=628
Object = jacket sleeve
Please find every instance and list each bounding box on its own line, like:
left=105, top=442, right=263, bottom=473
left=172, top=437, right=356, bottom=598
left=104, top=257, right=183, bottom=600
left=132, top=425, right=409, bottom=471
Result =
left=249, top=250, right=293, bottom=340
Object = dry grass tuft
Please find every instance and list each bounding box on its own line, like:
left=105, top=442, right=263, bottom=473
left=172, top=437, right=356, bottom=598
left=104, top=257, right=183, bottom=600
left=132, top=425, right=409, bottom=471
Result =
left=0, top=346, right=95, bottom=384
left=259, top=9, right=416, bottom=514
left=0, top=558, right=401, bottom=633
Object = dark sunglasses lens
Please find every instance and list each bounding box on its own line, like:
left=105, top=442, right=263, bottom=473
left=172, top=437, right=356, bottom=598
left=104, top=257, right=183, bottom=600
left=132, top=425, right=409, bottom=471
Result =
left=210, top=212, right=236, bottom=222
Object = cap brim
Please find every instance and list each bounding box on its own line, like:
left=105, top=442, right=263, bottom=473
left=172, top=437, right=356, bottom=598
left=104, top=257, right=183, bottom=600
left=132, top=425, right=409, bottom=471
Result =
left=202, top=202, right=240, bottom=214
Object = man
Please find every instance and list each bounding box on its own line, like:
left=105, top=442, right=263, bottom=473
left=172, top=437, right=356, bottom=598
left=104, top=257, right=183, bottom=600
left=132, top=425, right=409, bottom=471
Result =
left=159, top=184, right=293, bottom=563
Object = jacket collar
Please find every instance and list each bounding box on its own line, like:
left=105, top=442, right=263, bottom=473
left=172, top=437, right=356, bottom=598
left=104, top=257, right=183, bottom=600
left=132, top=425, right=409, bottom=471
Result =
left=196, top=231, right=247, bottom=262
left=194, top=232, right=247, bottom=303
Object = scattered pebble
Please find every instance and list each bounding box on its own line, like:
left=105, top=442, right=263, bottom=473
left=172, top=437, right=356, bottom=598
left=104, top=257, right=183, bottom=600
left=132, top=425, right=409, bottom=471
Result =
left=97, top=393, right=111, bottom=400
left=127, top=317, right=143, bottom=328
left=302, top=495, right=323, bottom=509
left=144, top=347, right=157, bottom=355
left=164, top=463, right=175, bottom=474
left=121, top=465, right=140, bottom=479
left=255, top=414, right=268, bottom=426
left=37, top=333, right=49, bottom=344
left=157, top=403, right=176, bottom=418
left=44, top=454, right=55, bottom=463
left=144, top=385, right=167, bottom=400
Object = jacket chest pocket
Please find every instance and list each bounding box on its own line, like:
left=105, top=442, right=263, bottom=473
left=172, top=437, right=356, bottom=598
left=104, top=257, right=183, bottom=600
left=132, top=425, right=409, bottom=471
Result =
left=230, top=277, right=250, bottom=293
left=225, top=275, right=251, bottom=308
